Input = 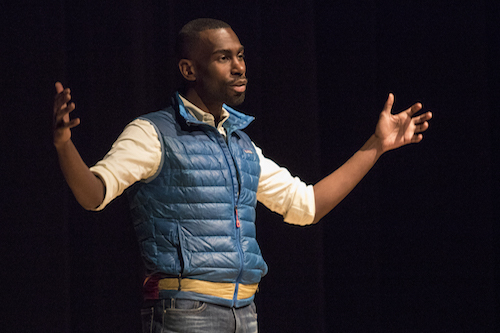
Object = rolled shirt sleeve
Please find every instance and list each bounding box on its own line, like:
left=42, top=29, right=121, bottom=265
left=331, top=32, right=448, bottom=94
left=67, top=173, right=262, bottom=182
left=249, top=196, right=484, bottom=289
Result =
left=254, top=144, right=316, bottom=226
left=89, top=119, right=162, bottom=211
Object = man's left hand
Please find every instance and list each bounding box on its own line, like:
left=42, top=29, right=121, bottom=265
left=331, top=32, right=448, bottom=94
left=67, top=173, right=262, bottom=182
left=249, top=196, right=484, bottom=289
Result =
left=375, top=93, right=432, bottom=153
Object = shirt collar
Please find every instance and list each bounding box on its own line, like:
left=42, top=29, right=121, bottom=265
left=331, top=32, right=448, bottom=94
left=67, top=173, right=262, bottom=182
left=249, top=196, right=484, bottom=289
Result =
left=179, top=95, right=230, bottom=133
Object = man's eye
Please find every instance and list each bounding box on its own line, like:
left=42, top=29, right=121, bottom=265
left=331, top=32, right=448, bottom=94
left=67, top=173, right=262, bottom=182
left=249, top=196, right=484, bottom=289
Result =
left=238, top=54, right=245, bottom=59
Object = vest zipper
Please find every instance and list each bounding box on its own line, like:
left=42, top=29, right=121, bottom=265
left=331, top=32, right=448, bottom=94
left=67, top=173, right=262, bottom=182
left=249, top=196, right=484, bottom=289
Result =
left=234, top=204, right=244, bottom=305
left=227, top=131, right=244, bottom=305
left=211, top=126, right=244, bottom=306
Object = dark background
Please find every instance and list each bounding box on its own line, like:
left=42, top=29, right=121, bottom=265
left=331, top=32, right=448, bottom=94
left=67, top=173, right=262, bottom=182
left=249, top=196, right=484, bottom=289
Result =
left=1, top=0, right=498, bottom=332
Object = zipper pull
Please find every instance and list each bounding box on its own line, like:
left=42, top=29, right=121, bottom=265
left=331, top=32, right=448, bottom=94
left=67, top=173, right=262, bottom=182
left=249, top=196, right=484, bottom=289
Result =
left=235, top=207, right=241, bottom=228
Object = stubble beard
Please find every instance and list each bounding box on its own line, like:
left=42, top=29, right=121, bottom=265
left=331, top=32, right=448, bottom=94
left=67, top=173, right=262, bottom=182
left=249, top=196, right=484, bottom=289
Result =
left=226, top=91, right=246, bottom=107
left=198, top=76, right=247, bottom=107
left=208, top=82, right=246, bottom=107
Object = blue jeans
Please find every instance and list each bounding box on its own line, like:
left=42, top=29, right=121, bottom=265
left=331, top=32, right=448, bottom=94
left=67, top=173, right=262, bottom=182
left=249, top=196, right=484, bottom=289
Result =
left=141, top=299, right=258, bottom=333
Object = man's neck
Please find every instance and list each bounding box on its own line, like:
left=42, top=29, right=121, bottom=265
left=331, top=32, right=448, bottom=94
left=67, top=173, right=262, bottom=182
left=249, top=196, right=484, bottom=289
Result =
left=184, top=88, right=223, bottom=124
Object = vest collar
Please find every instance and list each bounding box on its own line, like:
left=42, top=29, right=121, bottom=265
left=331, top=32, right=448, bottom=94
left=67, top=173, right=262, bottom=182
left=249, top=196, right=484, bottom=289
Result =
left=174, top=91, right=254, bottom=132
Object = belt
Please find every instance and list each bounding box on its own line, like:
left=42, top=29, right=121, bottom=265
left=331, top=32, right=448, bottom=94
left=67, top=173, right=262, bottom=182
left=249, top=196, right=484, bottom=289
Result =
left=158, top=278, right=258, bottom=300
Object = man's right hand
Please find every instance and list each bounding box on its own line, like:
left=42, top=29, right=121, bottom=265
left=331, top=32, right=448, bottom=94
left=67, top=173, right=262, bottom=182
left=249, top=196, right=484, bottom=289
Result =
left=53, top=82, right=80, bottom=148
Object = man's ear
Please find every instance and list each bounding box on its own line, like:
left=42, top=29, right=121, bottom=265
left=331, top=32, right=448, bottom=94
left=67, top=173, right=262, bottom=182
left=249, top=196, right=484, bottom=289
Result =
left=178, top=59, right=196, bottom=81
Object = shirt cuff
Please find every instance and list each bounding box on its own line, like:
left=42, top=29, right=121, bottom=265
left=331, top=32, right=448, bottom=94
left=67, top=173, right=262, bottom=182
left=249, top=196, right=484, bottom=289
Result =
left=282, top=184, right=316, bottom=226
left=89, top=167, right=116, bottom=211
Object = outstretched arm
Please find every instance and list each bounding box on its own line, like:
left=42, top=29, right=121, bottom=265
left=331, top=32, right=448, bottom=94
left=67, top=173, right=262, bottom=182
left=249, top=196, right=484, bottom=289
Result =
left=53, top=82, right=105, bottom=210
left=312, top=93, right=432, bottom=223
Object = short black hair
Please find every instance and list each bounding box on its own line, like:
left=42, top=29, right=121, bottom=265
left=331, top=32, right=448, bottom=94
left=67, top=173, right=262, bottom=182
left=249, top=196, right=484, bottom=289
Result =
left=175, top=18, right=232, bottom=60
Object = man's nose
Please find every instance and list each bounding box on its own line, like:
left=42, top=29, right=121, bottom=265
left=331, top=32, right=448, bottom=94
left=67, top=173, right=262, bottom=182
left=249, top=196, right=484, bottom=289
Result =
left=232, top=58, right=245, bottom=75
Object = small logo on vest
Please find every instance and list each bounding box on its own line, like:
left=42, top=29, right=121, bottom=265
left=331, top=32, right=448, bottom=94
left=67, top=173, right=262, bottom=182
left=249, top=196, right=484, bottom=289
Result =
left=244, top=149, right=253, bottom=154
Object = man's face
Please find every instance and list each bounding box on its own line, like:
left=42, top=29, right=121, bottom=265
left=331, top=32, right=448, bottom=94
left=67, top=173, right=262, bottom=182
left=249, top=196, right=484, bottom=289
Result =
left=191, top=28, right=247, bottom=107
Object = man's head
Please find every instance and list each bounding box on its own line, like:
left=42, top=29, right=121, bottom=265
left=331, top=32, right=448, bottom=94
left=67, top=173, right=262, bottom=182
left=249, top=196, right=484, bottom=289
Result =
left=176, top=18, right=247, bottom=109
left=176, top=18, right=232, bottom=61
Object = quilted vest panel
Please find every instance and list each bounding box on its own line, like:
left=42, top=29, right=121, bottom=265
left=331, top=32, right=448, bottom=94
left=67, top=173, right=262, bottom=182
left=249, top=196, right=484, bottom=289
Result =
left=127, top=96, right=268, bottom=287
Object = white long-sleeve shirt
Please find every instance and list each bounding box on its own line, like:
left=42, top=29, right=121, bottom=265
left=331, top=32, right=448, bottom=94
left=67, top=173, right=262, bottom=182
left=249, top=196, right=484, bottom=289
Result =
left=90, top=96, right=316, bottom=226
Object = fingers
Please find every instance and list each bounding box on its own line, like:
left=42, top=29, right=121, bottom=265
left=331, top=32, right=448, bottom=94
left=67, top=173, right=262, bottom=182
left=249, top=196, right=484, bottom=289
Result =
left=408, top=102, right=423, bottom=116
left=414, top=111, right=433, bottom=124
left=53, top=82, right=79, bottom=129
left=54, top=101, right=76, bottom=123
left=67, top=117, right=81, bottom=129
left=54, top=82, right=70, bottom=109
left=54, top=82, right=74, bottom=115
left=382, top=93, right=395, bottom=114
left=414, top=121, right=429, bottom=134
left=411, top=111, right=432, bottom=144
left=54, top=98, right=75, bottom=119
left=54, top=81, right=71, bottom=105
left=54, top=106, right=79, bottom=129
left=55, top=81, right=64, bottom=94
left=412, top=133, right=423, bottom=144
left=412, top=111, right=432, bottom=135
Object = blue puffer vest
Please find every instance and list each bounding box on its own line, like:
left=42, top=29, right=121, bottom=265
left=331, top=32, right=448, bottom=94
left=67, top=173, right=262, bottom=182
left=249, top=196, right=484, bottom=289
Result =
left=126, top=93, right=268, bottom=307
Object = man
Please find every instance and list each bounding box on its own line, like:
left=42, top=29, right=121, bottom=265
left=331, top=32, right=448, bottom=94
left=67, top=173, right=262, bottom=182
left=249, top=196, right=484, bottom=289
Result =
left=53, top=18, right=432, bottom=333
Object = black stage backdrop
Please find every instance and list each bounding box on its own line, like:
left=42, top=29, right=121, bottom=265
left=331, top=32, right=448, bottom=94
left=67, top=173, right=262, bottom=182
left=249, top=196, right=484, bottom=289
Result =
left=1, top=0, right=498, bottom=332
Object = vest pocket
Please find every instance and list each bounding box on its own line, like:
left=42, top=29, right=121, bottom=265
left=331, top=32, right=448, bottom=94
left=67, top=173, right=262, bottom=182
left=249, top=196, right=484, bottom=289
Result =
left=151, top=217, right=183, bottom=274
left=176, top=222, right=189, bottom=276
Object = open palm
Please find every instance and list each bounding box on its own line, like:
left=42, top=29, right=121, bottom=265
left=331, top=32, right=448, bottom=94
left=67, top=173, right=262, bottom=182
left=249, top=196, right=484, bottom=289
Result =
left=375, top=93, right=432, bottom=153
